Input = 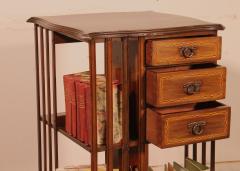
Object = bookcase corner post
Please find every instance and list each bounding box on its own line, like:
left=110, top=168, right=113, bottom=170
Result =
left=89, top=39, right=98, bottom=171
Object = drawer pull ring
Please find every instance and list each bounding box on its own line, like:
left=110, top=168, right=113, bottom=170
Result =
left=183, top=82, right=202, bottom=95
left=188, top=121, right=206, bottom=135
left=179, top=46, right=197, bottom=58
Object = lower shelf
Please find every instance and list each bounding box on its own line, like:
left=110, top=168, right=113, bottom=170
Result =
left=40, top=113, right=139, bottom=152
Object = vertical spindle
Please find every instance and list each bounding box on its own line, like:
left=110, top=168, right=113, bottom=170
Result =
left=121, top=37, right=130, bottom=171
left=45, top=29, right=52, bottom=171
left=40, top=27, right=47, bottom=171
left=34, top=24, right=42, bottom=171
left=51, top=31, right=59, bottom=169
left=137, top=37, right=148, bottom=171
left=89, top=40, right=98, bottom=171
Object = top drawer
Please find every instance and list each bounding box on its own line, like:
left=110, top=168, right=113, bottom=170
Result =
left=146, top=36, right=221, bottom=66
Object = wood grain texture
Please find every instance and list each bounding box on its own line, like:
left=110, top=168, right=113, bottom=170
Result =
left=146, top=66, right=226, bottom=107
left=105, top=38, right=114, bottom=171
left=146, top=36, right=222, bottom=66
left=34, top=25, right=42, bottom=171
left=27, top=11, right=224, bottom=41
left=89, top=40, right=98, bottom=171
left=146, top=104, right=231, bottom=148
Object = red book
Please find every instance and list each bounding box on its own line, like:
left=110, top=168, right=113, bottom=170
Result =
left=63, top=75, right=75, bottom=136
left=75, top=81, right=87, bottom=142
left=64, top=74, right=80, bottom=137
left=85, top=85, right=92, bottom=145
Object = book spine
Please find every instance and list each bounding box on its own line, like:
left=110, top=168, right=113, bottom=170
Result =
left=85, top=85, right=92, bottom=145
left=63, top=75, right=74, bottom=136
left=71, top=79, right=77, bottom=138
left=76, top=81, right=87, bottom=142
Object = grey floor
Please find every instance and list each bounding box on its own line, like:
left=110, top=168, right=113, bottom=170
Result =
left=151, top=162, right=240, bottom=171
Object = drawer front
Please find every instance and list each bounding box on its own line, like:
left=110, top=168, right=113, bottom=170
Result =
left=146, top=67, right=226, bottom=107
left=146, top=36, right=221, bottom=66
left=146, top=105, right=230, bottom=148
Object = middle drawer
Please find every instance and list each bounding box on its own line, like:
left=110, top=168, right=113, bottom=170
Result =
left=146, top=65, right=226, bottom=107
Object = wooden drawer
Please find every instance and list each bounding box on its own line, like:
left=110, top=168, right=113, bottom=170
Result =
left=146, top=36, right=221, bottom=66
left=146, top=66, right=226, bottom=107
left=146, top=102, right=231, bottom=148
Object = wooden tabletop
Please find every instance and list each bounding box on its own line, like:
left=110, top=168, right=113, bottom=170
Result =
left=27, top=11, right=224, bottom=41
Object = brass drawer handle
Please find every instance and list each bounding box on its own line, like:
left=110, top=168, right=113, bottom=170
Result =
left=188, top=121, right=206, bottom=135
left=179, top=46, right=197, bottom=58
left=183, top=81, right=202, bottom=95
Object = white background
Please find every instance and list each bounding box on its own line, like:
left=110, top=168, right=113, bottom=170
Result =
left=0, top=0, right=239, bottom=170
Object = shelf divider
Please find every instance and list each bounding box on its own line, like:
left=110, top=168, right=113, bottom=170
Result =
left=89, top=39, right=98, bottom=171
left=137, top=37, right=148, bottom=171
left=105, top=38, right=114, bottom=171
left=121, top=37, right=130, bottom=171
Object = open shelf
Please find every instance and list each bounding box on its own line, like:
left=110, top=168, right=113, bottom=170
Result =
left=40, top=114, right=139, bottom=152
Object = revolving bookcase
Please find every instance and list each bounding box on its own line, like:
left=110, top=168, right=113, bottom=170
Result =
left=27, top=11, right=231, bottom=171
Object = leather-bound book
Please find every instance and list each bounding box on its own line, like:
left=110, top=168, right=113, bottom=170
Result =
left=63, top=75, right=76, bottom=136
left=82, top=74, right=122, bottom=145
left=75, top=81, right=87, bottom=142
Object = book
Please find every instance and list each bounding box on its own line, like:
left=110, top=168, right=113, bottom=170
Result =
left=66, top=71, right=122, bottom=145
left=173, top=162, right=189, bottom=171
left=84, top=77, right=122, bottom=145
left=185, top=158, right=210, bottom=171
left=75, top=81, right=87, bottom=142
left=63, top=74, right=77, bottom=136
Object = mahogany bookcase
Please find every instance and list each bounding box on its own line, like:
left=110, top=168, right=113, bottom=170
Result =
left=28, top=11, right=226, bottom=171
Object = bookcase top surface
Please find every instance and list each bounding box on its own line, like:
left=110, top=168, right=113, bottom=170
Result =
left=27, top=11, right=224, bottom=40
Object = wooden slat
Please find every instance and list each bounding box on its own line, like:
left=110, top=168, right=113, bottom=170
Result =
left=202, top=142, right=207, bottom=165
left=89, top=40, right=98, bottom=171
left=34, top=24, right=42, bottom=171
left=184, top=145, right=189, bottom=167
left=193, top=143, right=197, bottom=161
left=105, top=38, right=114, bottom=171
left=121, top=37, right=130, bottom=171
left=40, top=27, right=47, bottom=171
left=45, top=29, right=52, bottom=171
left=137, top=37, right=148, bottom=171
left=211, top=141, right=215, bottom=171
left=51, top=31, right=59, bottom=169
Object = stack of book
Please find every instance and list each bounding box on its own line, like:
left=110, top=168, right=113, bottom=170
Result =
left=63, top=71, right=122, bottom=145
left=165, top=158, right=209, bottom=171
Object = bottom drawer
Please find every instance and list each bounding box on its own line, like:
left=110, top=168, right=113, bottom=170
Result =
left=146, top=101, right=231, bottom=148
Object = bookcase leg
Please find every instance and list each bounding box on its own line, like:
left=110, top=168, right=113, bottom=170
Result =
left=40, top=27, right=47, bottom=171
left=210, top=141, right=215, bottom=171
left=89, top=40, right=98, bottom=171
left=193, top=143, right=197, bottom=161
left=184, top=145, right=189, bottom=167
left=34, top=24, right=42, bottom=171
left=137, top=37, right=149, bottom=171
left=45, top=29, right=53, bottom=171
left=52, top=32, right=59, bottom=169
left=202, top=142, right=206, bottom=165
